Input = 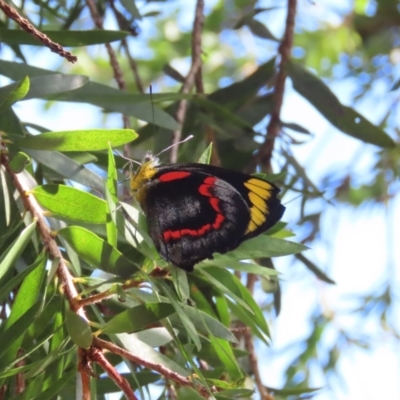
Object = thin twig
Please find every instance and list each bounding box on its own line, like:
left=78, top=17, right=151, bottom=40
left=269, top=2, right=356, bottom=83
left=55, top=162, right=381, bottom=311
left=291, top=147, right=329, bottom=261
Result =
left=85, top=0, right=130, bottom=131
left=121, top=38, right=145, bottom=93
left=246, top=272, right=257, bottom=295
left=256, top=0, right=297, bottom=172
left=108, top=0, right=145, bottom=93
left=89, top=346, right=138, bottom=400
left=243, top=272, right=273, bottom=399
left=85, top=0, right=126, bottom=91
left=0, top=150, right=85, bottom=318
left=94, top=337, right=214, bottom=398
left=243, top=329, right=274, bottom=400
left=170, top=0, right=204, bottom=163
left=0, top=0, right=77, bottom=63
left=78, top=349, right=91, bottom=400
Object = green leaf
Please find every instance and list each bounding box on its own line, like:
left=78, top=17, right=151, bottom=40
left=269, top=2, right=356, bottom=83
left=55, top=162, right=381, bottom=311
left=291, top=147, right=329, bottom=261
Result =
left=227, top=235, right=307, bottom=260
left=204, top=257, right=278, bottom=277
left=106, top=145, right=118, bottom=246
left=246, top=18, right=279, bottom=41
left=58, top=226, right=139, bottom=276
left=0, top=302, right=41, bottom=361
left=54, top=82, right=180, bottom=130
left=0, top=256, right=45, bottom=377
left=199, top=267, right=270, bottom=339
left=170, top=306, right=237, bottom=343
left=216, top=388, right=255, bottom=398
left=0, top=61, right=181, bottom=130
left=116, top=333, right=189, bottom=376
left=65, top=310, right=93, bottom=349
left=157, top=280, right=201, bottom=350
left=32, top=184, right=107, bottom=224
left=30, top=368, right=75, bottom=400
left=209, top=336, right=243, bottom=380
left=0, top=29, right=130, bottom=46
left=198, top=143, right=212, bottom=164
left=177, top=387, right=205, bottom=400
left=0, top=253, right=45, bottom=303
left=288, top=62, right=395, bottom=148
left=0, top=220, right=37, bottom=281
left=172, top=267, right=190, bottom=302
left=196, top=268, right=253, bottom=314
left=23, top=339, right=71, bottom=379
left=9, top=151, right=31, bottom=173
left=26, top=74, right=88, bottom=100
left=131, top=327, right=174, bottom=347
left=295, top=253, right=336, bottom=284
left=0, top=166, right=11, bottom=227
left=102, top=303, right=175, bottom=334
left=25, top=149, right=104, bottom=192
left=97, top=372, right=159, bottom=394
left=119, top=0, right=141, bottom=19
left=267, top=385, right=322, bottom=395
left=17, top=129, right=137, bottom=152
left=0, top=75, right=29, bottom=111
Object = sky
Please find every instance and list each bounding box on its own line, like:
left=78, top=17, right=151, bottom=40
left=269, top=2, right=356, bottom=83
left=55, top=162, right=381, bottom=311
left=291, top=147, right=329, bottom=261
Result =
left=2, top=0, right=400, bottom=399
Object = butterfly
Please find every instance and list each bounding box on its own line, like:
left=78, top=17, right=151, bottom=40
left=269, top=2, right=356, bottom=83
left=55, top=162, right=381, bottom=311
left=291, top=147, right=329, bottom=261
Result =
left=130, top=153, right=285, bottom=272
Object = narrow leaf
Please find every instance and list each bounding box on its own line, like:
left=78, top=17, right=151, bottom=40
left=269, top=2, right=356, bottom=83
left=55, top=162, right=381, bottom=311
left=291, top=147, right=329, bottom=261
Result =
left=117, top=333, right=189, bottom=376
left=0, top=75, right=29, bottom=111
left=102, top=303, right=175, bottom=334
left=25, top=149, right=104, bottom=192
left=65, top=311, right=93, bottom=349
left=288, top=62, right=395, bottom=148
left=0, top=29, right=129, bottom=46
left=17, top=129, right=137, bottom=152
left=32, top=184, right=107, bottom=223
left=9, top=152, right=30, bottom=173
left=58, top=226, right=139, bottom=276
left=295, top=253, right=335, bottom=284
left=0, top=220, right=37, bottom=281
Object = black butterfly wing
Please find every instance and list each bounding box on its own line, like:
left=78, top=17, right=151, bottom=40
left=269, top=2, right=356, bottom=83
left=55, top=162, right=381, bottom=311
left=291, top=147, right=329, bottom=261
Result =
left=172, top=164, right=286, bottom=239
left=143, top=168, right=250, bottom=271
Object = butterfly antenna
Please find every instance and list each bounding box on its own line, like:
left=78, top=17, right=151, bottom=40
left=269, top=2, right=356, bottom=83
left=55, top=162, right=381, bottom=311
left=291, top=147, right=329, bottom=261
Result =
left=114, top=149, right=142, bottom=173
left=155, top=135, right=194, bottom=158
left=150, top=85, right=155, bottom=134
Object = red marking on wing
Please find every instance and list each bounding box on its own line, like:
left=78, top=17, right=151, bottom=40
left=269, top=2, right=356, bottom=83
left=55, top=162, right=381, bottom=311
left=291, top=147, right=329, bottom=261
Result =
left=198, top=176, right=216, bottom=196
left=159, top=171, right=191, bottom=182
left=209, top=197, right=221, bottom=213
left=163, top=175, right=226, bottom=242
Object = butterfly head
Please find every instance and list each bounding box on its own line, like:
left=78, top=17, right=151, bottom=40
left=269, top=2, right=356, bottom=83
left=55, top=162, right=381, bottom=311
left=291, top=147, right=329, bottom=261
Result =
left=130, top=152, right=160, bottom=204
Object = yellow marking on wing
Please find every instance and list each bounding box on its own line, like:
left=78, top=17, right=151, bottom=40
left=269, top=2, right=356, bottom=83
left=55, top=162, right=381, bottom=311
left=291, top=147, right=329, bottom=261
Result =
left=248, top=192, right=267, bottom=213
left=244, top=179, right=272, bottom=200
left=251, top=205, right=266, bottom=225
left=244, top=179, right=273, bottom=234
left=246, top=220, right=258, bottom=234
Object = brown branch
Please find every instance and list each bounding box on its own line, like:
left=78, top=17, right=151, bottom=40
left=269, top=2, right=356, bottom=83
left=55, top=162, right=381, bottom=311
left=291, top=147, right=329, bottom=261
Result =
left=85, top=0, right=126, bottom=92
left=170, top=0, right=204, bottom=163
left=88, top=346, right=138, bottom=400
left=75, top=280, right=142, bottom=309
left=85, top=0, right=130, bottom=130
left=0, top=0, right=77, bottom=63
left=256, top=0, right=297, bottom=172
left=243, top=329, right=274, bottom=400
left=94, top=337, right=214, bottom=398
left=0, top=149, right=85, bottom=318
left=122, top=39, right=145, bottom=93
left=246, top=272, right=257, bottom=295
left=78, top=349, right=91, bottom=400
left=108, top=0, right=145, bottom=94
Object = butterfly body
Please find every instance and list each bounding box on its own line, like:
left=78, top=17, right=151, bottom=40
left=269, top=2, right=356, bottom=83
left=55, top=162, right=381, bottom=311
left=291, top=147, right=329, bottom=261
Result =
left=131, top=154, right=285, bottom=271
